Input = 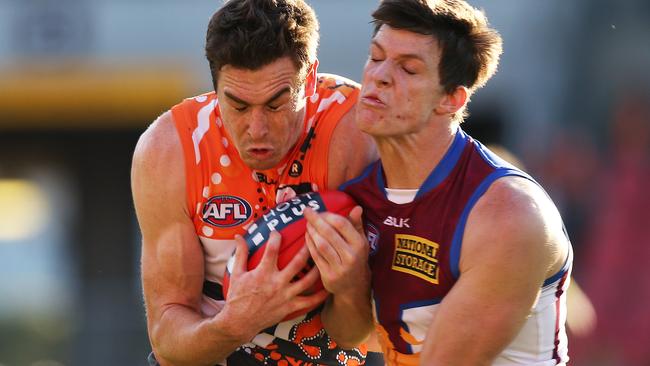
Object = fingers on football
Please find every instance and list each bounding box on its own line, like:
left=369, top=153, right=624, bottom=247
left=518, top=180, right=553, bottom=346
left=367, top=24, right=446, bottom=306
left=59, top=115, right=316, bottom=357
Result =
left=258, top=230, right=281, bottom=270
left=306, top=221, right=343, bottom=265
left=320, top=212, right=364, bottom=262
left=292, top=289, right=330, bottom=314
left=280, top=244, right=311, bottom=282
left=289, top=261, right=322, bottom=296
left=231, top=235, right=249, bottom=276
left=305, top=209, right=348, bottom=249
left=305, top=229, right=329, bottom=273
left=327, top=211, right=363, bottom=248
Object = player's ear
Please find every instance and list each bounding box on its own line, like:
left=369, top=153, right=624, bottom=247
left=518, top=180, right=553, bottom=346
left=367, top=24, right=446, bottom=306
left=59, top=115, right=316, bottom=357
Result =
left=304, top=59, right=319, bottom=98
left=434, top=86, right=468, bottom=116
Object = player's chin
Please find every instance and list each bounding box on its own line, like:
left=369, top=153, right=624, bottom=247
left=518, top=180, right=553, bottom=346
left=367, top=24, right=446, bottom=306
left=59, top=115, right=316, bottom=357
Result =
left=243, top=153, right=281, bottom=171
left=356, top=113, right=384, bottom=136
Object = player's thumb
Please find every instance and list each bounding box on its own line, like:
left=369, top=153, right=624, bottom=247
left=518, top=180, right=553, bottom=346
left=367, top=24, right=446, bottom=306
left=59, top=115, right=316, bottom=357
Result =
left=348, top=206, right=364, bottom=234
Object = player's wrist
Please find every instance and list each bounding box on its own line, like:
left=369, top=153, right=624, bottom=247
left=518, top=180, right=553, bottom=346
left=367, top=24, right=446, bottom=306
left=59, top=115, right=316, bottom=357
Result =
left=335, top=267, right=371, bottom=299
left=332, top=281, right=371, bottom=312
left=210, top=305, right=258, bottom=345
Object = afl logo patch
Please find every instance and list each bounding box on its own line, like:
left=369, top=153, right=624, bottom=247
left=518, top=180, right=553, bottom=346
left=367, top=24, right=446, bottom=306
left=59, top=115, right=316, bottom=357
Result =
left=289, top=160, right=303, bottom=177
left=202, top=195, right=252, bottom=227
left=366, top=222, right=380, bottom=255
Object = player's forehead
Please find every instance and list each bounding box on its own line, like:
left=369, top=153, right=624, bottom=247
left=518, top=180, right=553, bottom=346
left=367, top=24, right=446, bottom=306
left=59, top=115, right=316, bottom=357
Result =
left=218, top=57, right=301, bottom=104
left=372, top=25, right=440, bottom=63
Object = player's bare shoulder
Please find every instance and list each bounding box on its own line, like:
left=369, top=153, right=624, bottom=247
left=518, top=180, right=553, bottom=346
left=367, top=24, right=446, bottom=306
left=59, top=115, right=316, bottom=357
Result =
left=131, top=111, right=187, bottom=217
left=133, top=111, right=182, bottom=169
left=485, top=177, right=565, bottom=239
left=466, top=176, right=569, bottom=277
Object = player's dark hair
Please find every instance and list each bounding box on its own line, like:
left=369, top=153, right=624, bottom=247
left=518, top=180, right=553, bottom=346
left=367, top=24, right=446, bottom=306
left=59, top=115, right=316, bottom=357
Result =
left=372, top=0, right=502, bottom=96
left=205, top=0, right=319, bottom=89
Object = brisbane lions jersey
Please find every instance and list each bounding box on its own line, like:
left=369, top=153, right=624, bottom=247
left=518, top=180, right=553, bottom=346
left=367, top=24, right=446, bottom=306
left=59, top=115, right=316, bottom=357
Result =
left=171, top=74, right=366, bottom=365
left=342, top=130, right=572, bottom=366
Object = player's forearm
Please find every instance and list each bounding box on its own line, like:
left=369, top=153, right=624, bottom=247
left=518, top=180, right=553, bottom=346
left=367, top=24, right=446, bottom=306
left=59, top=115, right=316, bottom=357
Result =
left=420, top=344, right=494, bottom=366
left=321, top=285, right=373, bottom=349
left=150, top=305, right=250, bottom=366
left=420, top=306, right=524, bottom=366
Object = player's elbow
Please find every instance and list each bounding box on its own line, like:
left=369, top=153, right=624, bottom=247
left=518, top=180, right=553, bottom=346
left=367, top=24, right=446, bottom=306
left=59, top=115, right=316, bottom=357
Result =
left=148, top=307, right=194, bottom=366
left=149, top=320, right=175, bottom=365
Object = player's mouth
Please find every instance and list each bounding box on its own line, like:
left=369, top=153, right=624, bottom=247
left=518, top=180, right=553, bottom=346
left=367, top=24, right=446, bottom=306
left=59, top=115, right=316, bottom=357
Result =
left=360, top=93, right=386, bottom=108
left=247, top=147, right=274, bottom=160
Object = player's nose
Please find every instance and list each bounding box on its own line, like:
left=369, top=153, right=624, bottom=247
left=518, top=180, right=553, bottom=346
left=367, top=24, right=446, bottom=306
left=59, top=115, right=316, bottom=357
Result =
left=370, top=61, right=392, bottom=88
left=247, top=108, right=269, bottom=139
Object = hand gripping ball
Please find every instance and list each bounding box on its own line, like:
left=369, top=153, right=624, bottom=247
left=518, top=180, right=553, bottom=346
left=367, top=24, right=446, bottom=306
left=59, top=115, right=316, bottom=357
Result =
left=222, top=190, right=356, bottom=320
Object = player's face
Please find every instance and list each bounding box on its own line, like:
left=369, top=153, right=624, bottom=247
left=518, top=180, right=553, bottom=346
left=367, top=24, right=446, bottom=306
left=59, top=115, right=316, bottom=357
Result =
left=217, top=57, right=309, bottom=170
left=357, top=25, right=446, bottom=137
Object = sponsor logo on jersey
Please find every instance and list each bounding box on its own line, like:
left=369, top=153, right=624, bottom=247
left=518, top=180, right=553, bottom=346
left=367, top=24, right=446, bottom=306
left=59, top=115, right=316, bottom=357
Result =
left=392, top=234, right=440, bottom=284
left=244, top=192, right=324, bottom=252
left=366, top=222, right=380, bottom=255
left=289, top=160, right=303, bottom=177
left=202, top=195, right=252, bottom=227
left=384, top=216, right=410, bottom=228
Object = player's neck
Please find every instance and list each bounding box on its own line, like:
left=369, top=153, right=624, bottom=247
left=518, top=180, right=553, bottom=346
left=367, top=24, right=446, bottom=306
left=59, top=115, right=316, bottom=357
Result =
left=375, top=122, right=458, bottom=190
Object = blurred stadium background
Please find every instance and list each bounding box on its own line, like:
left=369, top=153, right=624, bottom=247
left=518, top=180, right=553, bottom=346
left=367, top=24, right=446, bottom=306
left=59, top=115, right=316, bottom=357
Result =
left=0, top=0, right=649, bottom=365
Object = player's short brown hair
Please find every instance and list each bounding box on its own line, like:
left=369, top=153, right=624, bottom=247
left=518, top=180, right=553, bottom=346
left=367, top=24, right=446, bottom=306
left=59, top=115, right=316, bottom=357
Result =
left=372, top=0, right=502, bottom=95
left=205, top=0, right=319, bottom=88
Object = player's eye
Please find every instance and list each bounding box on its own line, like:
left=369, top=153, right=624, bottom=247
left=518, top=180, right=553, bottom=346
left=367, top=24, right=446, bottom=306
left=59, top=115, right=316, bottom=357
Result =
left=402, top=67, right=416, bottom=75
left=369, top=47, right=384, bottom=63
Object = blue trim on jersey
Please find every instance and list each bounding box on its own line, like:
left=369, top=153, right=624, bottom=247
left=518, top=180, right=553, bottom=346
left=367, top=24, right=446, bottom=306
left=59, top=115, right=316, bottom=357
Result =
left=338, top=160, right=379, bottom=191
left=449, top=168, right=529, bottom=279
left=399, top=298, right=442, bottom=354
left=377, top=164, right=388, bottom=199
left=474, top=139, right=535, bottom=181
left=373, top=129, right=468, bottom=199
left=415, top=129, right=469, bottom=199
left=543, top=245, right=573, bottom=287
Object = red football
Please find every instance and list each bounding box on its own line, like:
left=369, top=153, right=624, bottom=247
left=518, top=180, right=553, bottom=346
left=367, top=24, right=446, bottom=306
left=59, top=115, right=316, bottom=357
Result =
left=222, top=190, right=356, bottom=320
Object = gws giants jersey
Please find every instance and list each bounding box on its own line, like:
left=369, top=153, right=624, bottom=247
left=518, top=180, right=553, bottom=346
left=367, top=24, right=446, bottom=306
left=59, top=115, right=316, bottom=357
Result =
left=172, top=74, right=366, bottom=365
left=342, top=130, right=572, bottom=366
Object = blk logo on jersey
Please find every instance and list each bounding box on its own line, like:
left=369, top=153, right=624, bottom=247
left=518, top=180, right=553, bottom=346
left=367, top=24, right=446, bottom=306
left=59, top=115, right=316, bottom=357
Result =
left=202, top=195, right=252, bottom=227
left=392, top=234, right=440, bottom=284
left=384, top=216, right=410, bottom=228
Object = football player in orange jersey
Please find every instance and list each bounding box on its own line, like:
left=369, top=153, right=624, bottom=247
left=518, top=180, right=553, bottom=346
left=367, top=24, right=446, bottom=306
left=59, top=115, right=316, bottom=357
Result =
left=131, top=0, right=379, bottom=365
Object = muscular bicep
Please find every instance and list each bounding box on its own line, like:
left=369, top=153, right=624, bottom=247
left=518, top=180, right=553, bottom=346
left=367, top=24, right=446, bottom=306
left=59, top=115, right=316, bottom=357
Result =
left=131, top=113, right=205, bottom=329
left=421, top=177, right=565, bottom=365
left=327, top=105, right=378, bottom=189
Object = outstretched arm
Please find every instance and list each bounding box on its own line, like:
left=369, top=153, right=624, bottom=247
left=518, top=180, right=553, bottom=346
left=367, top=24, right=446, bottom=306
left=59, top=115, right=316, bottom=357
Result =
left=419, top=177, right=570, bottom=366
